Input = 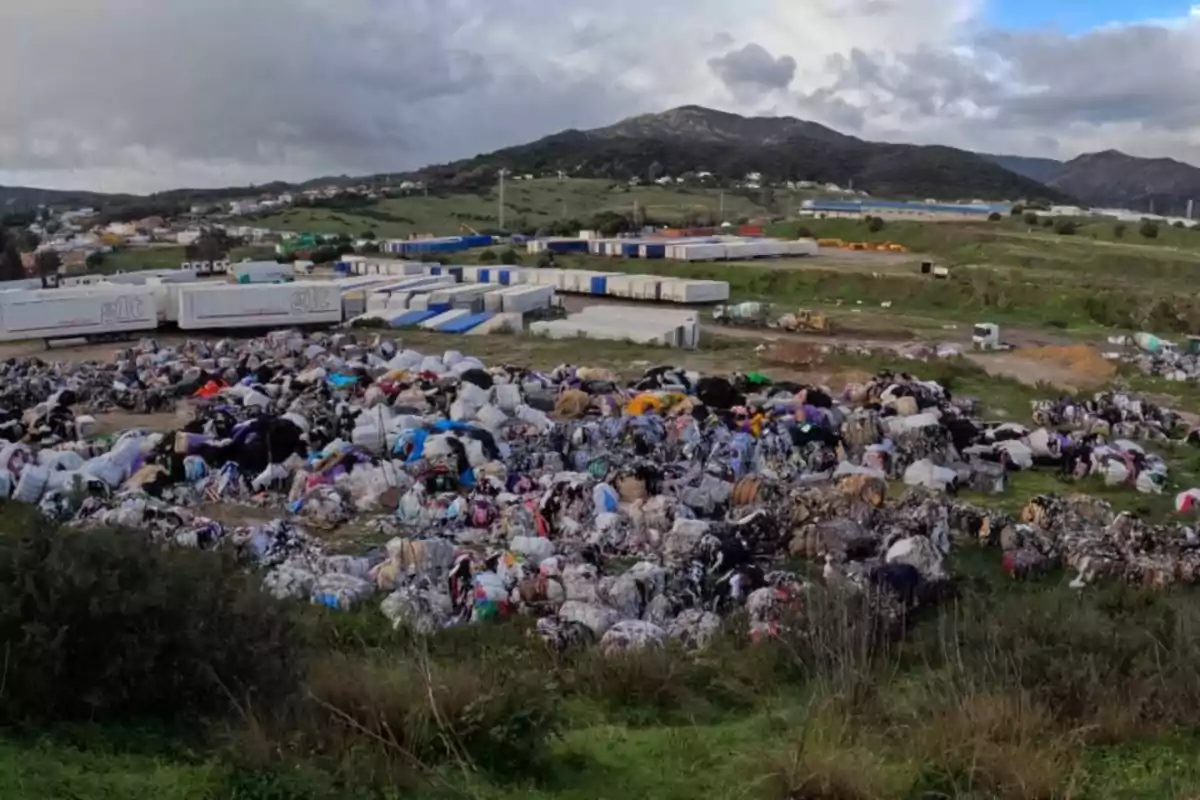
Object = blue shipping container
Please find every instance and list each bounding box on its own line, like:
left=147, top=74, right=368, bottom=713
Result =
left=430, top=266, right=442, bottom=275
left=498, top=270, right=511, bottom=286
left=590, top=276, right=607, bottom=295
left=385, top=309, right=440, bottom=328
left=478, top=268, right=490, bottom=283
left=437, top=312, right=494, bottom=334
left=622, top=243, right=640, bottom=257
left=645, top=244, right=665, bottom=259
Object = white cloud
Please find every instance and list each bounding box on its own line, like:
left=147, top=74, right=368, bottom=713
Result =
left=0, top=0, right=1197, bottom=192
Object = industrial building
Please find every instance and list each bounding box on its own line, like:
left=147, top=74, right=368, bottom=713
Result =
left=799, top=199, right=1007, bottom=221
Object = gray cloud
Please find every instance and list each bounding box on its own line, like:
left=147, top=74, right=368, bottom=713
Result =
left=0, top=1, right=1198, bottom=192
left=708, top=44, right=798, bottom=93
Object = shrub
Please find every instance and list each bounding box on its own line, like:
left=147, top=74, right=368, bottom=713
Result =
left=1140, top=221, right=1160, bottom=239
left=499, top=248, right=520, bottom=265
left=1042, top=218, right=1055, bottom=228
left=1113, top=223, right=1126, bottom=238
left=987, top=212, right=1002, bottom=222
left=1054, top=220, right=1077, bottom=235
left=867, top=216, right=885, bottom=233
left=478, top=248, right=498, bottom=263
left=304, top=652, right=559, bottom=776
left=1174, top=220, right=1186, bottom=228
left=794, top=225, right=813, bottom=239
left=536, top=252, right=554, bottom=268
left=0, top=508, right=305, bottom=724
left=1023, top=212, right=1039, bottom=225
left=1010, top=204, right=1025, bottom=216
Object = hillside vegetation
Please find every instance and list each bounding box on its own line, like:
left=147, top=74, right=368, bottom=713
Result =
left=237, top=179, right=783, bottom=238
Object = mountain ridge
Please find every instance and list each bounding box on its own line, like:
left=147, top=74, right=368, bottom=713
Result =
left=5, top=106, right=1200, bottom=214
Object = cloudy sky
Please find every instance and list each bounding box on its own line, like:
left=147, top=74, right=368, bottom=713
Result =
left=1, top=0, right=1199, bottom=193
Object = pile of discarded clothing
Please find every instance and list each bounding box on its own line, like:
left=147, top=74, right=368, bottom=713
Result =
left=0, top=330, right=1193, bottom=649
left=993, top=494, right=1200, bottom=588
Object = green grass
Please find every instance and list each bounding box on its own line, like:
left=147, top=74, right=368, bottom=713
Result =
left=236, top=179, right=782, bottom=239
left=94, top=245, right=275, bottom=274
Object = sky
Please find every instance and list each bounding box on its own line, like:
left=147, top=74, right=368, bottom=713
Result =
left=1, top=0, right=1199, bottom=193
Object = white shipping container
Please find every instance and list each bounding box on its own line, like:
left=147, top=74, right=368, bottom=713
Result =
left=0, top=286, right=159, bottom=341
left=232, top=261, right=294, bottom=284
left=500, top=285, right=555, bottom=314
left=661, top=279, right=731, bottom=304
left=786, top=239, right=820, bottom=256
left=177, top=282, right=341, bottom=330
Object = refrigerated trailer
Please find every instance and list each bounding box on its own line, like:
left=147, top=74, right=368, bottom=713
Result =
left=176, top=282, right=343, bottom=330
left=0, top=286, right=159, bottom=344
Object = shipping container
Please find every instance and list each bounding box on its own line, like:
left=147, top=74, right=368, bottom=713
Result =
left=177, top=282, right=341, bottom=330
left=0, top=286, right=159, bottom=342
left=420, top=309, right=469, bottom=330
left=232, top=261, right=294, bottom=284
left=500, top=285, right=555, bottom=314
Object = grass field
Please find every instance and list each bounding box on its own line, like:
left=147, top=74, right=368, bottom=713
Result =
left=234, top=179, right=786, bottom=239
left=96, top=245, right=276, bottom=273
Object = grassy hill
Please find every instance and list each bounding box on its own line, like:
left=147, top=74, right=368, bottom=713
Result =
left=236, top=179, right=796, bottom=238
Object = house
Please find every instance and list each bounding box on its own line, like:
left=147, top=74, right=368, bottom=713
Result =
left=177, top=230, right=202, bottom=246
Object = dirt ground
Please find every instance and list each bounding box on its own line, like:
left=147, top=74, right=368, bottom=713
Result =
left=966, top=345, right=1117, bottom=391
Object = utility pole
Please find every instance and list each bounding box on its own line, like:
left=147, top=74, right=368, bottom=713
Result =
left=719, top=191, right=725, bottom=223
left=498, top=169, right=509, bottom=231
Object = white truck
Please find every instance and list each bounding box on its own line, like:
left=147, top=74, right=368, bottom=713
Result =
left=972, top=322, right=1013, bottom=351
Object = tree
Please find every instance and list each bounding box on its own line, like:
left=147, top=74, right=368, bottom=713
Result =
left=1023, top=212, right=1039, bottom=225
left=1113, top=223, right=1127, bottom=239
left=647, top=161, right=664, bottom=182
left=85, top=252, right=105, bottom=271
left=1173, top=220, right=1186, bottom=229
left=360, top=242, right=380, bottom=254
left=184, top=231, right=230, bottom=262
left=35, top=250, right=62, bottom=277
left=1054, top=220, right=1077, bottom=235
left=310, top=246, right=340, bottom=264
left=16, top=230, right=40, bottom=253
left=987, top=212, right=1002, bottom=222
left=0, top=229, right=24, bottom=281
left=536, top=252, right=554, bottom=268
left=867, top=216, right=885, bottom=233
left=795, top=225, right=814, bottom=239
left=499, top=248, right=520, bottom=265
left=1042, top=218, right=1054, bottom=227
left=1010, top=205, right=1025, bottom=216
left=360, top=230, right=376, bottom=240
left=478, top=249, right=498, bottom=264
left=1140, top=221, right=1160, bottom=239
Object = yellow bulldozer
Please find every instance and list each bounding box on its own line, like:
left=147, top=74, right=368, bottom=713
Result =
left=777, top=308, right=831, bottom=334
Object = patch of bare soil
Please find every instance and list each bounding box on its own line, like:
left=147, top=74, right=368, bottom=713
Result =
left=968, top=345, right=1116, bottom=391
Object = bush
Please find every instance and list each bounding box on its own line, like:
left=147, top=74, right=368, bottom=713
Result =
left=987, top=212, right=1002, bottom=222
left=794, top=225, right=813, bottom=239
left=1054, top=220, right=1077, bottom=235
left=1113, top=223, right=1126, bottom=238
left=478, top=249, right=498, bottom=263
left=1042, top=218, right=1055, bottom=228
left=1023, top=212, right=1039, bottom=225
left=1140, top=221, right=1160, bottom=239
left=499, top=248, right=520, bottom=265
left=867, top=216, right=885, bottom=233
left=1174, top=221, right=1186, bottom=228
left=1010, top=204, right=1025, bottom=216
left=0, top=508, right=305, bottom=725
left=303, top=652, right=559, bottom=776
left=536, top=252, right=554, bottom=268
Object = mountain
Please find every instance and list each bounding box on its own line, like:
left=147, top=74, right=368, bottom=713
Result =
left=1048, top=150, right=1200, bottom=214
left=426, top=105, right=1072, bottom=203
left=980, top=154, right=1066, bottom=185
left=0, top=186, right=133, bottom=212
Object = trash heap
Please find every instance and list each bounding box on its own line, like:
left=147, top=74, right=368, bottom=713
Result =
left=1112, top=332, right=1200, bottom=383
left=995, top=494, right=1200, bottom=588
left=0, top=332, right=1192, bottom=648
